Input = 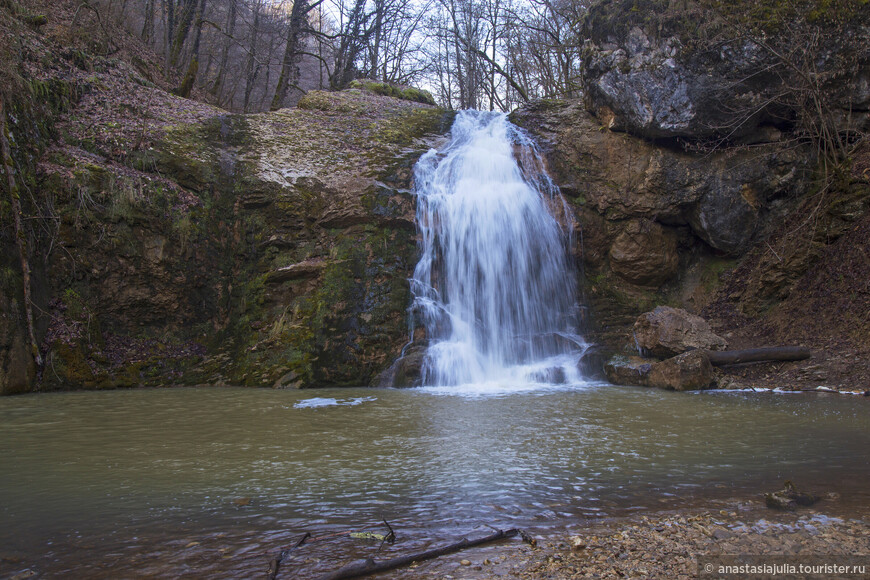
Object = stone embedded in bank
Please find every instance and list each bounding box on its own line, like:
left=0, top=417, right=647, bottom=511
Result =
left=604, top=350, right=714, bottom=391
left=633, top=306, right=727, bottom=358
left=604, top=305, right=722, bottom=391
left=646, top=350, right=713, bottom=391
left=765, top=481, right=820, bottom=511
left=376, top=344, right=426, bottom=388
left=604, top=355, right=653, bottom=387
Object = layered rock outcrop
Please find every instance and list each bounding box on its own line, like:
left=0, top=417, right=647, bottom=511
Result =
left=513, top=0, right=870, bottom=366
left=1, top=68, right=449, bottom=393
left=511, top=99, right=811, bottom=350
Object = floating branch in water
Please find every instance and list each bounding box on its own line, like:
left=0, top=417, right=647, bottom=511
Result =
left=268, top=532, right=310, bottom=580
left=314, top=527, right=526, bottom=580
left=268, top=520, right=396, bottom=579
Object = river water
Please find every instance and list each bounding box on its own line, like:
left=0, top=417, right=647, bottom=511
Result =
left=1, top=384, right=868, bottom=578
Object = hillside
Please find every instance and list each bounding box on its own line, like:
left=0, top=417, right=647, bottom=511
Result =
left=2, top=0, right=869, bottom=394
left=1, top=0, right=449, bottom=394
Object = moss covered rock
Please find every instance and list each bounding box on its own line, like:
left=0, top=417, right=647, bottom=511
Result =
left=3, top=67, right=448, bottom=393
left=347, top=80, right=437, bottom=106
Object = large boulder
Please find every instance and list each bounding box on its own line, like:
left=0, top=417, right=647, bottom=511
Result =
left=582, top=23, right=782, bottom=140
left=647, top=350, right=714, bottom=391
left=581, top=0, right=870, bottom=140
left=604, top=350, right=714, bottom=391
left=633, top=306, right=727, bottom=358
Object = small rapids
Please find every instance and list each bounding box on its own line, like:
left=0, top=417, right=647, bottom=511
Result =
left=410, top=110, right=586, bottom=389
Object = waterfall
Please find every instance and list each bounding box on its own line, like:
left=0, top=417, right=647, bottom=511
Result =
left=410, top=110, right=587, bottom=389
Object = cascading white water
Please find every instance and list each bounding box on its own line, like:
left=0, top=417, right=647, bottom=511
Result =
left=410, top=110, right=587, bottom=389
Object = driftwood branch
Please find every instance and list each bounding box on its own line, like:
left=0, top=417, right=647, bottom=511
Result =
left=268, top=532, right=310, bottom=580
left=706, top=347, right=811, bottom=366
left=314, top=528, right=521, bottom=580
left=268, top=521, right=396, bottom=579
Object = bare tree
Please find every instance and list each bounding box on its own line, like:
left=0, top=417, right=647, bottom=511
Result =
left=210, top=0, right=238, bottom=102
left=242, top=0, right=264, bottom=111
left=91, top=0, right=594, bottom=112
left=328, top=0, right=371, bottom=89
left=271, top=0, right=325, bottom=110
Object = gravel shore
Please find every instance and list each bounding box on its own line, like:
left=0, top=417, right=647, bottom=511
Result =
left=399, top=496, right=870, bottom=579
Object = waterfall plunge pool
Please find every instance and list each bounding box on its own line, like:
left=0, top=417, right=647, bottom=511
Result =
left=1, top=384, right=868, bottom=578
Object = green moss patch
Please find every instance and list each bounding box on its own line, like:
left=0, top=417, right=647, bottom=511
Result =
left=348, top=80, right=437, bottom=105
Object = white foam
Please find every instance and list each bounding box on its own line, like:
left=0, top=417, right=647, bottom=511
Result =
left=409, top=111, right=586, bottom=389
left=419, top=379, right=599, bottom=398
left=707, top=387, right=866, bottom=395
left=293, top=396, right=376, bottom=409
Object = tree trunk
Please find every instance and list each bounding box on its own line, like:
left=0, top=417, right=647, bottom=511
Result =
left=270, top=0, right=311, bottom=111
left=176, top=58, right=198, bottom=98
left=315, top=529, right=519, bottom=580
left=330, top=0, right=368, bottom=90
left=168, top=0, right=198, bottom=68
left=706, top=347, right=811, bottom=366
left=242, top=1, right=262, bottom=113
left=0, top=97, right=42, bottom=367
left=176, top=0, right=206, bottom=97
left=142, top=0, right=155, bottom=42
left=190, top=0, right=206, bottom=62
left=369, top=0, right=384, bottom=79
left=212, top=0, right=237, bottom=101
left=163, top=0, right=175, bottom=70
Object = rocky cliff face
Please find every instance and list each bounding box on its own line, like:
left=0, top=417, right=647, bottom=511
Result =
left=511, top=99, right=812, bottom=350
left=581, top=0, right=870, bottom=141
left=512, top=0, right=870, bottom=377
left=0, top=38, right=449, bottom=393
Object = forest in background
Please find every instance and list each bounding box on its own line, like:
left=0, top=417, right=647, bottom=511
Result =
left=70, top=0, right=586, bottom=113
left=10, top=0, right=865, bottom=120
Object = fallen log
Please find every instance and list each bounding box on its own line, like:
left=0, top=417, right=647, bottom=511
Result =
left=314, top=528, right=520, bottom=580
left=706, top=347, right=810, bottom=366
